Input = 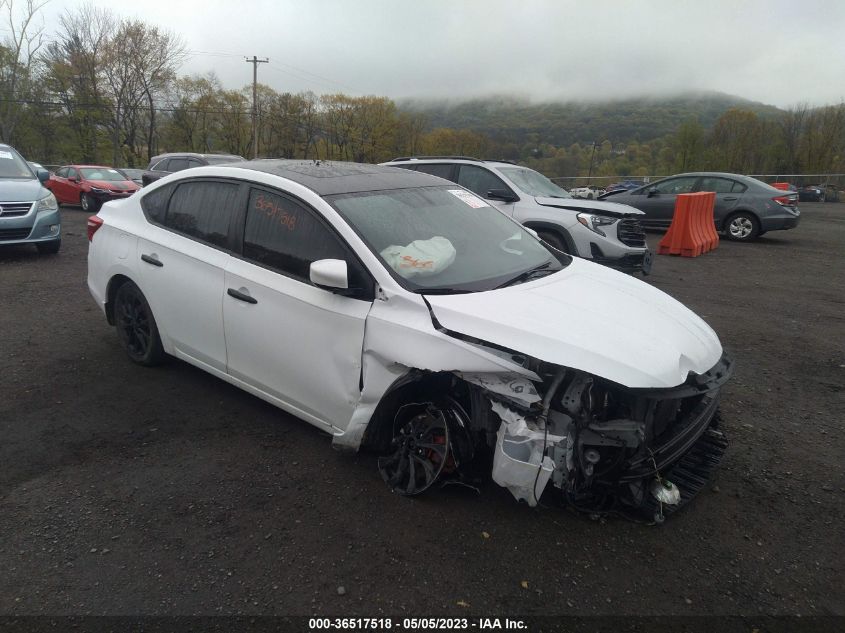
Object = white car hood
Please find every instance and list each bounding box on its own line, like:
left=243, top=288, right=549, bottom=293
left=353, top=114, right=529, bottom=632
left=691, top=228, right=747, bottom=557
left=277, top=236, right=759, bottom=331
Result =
left=425, top=258, right=722, bottom=389
left=535, top=196, right=644, bottom=218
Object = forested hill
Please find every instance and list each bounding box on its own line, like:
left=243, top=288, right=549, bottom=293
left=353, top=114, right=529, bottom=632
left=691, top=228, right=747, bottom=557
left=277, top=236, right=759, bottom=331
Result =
left=398, top=92, right=784, bottom=146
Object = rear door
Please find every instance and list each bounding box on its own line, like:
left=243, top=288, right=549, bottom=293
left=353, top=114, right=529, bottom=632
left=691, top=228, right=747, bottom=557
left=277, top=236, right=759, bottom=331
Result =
left=223, top=185, right=372, bottom=430
left=136, top=178, right=245, bottom=373
left=695, top=176, right=745, bottom=226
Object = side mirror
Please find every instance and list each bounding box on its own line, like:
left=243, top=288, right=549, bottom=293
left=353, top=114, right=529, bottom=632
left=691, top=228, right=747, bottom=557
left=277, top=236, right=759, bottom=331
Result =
left=487, top=188, right=519, bottom=203
left=310, top=258, right=348, bottom=291
left=647, top=187, right=658, bottom=197
left=36, top=169, right=49, bottom=183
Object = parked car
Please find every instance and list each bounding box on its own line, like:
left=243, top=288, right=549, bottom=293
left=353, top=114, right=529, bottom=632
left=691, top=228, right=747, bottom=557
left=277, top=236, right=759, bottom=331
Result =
left=142, top=152, right=245, bottom=186
left=605, top=180, right=644, bottom=193
left=799, top=183, right=839, bottom=202
left=0, top=143, right=60, bottom=253
left=117, top=167, right=145, bottom=186
left=381, top=157, right=652, bottom=274
left=601, top=172, right=800, bottom=241
left=87, top=160, right=732, bottom=519
left=569, top=185, right=606, bottom=199
left=771, top=182, right=797, bottom=193
left=46, top=165, right=140, bottom=212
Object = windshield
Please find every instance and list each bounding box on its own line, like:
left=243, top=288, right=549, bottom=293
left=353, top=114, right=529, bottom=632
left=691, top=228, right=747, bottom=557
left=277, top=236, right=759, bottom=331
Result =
left=80, top=167, right=129, bottom=181
left=498, top=166, right=571, bottom=198
left=0, top=148, right=35, bottom=179
left=329, top=186, right=568, bottom=293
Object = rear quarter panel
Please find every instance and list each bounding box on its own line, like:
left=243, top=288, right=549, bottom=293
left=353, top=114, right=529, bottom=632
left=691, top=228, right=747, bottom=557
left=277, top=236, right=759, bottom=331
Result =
left=86, top=200, right=142, bottom=316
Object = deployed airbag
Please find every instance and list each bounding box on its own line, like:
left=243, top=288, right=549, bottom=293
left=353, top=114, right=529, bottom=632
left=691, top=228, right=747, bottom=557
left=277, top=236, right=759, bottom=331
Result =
left=380, top=236, right=456, bottom=278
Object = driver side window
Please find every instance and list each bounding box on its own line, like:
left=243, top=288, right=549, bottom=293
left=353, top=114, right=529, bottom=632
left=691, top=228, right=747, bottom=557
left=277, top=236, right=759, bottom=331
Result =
left=653, top=177, right=698, bottom=195
left=457, top=165, right=509, bottom=199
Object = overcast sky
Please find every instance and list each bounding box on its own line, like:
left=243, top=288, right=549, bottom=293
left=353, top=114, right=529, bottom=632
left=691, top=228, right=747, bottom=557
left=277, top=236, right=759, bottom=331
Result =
left=34, top=0, right=845, bottom=108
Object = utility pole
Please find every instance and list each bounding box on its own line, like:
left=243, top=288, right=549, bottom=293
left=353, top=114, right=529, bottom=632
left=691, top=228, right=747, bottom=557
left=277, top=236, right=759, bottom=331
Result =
left=245, top=56, right=269, bottom=159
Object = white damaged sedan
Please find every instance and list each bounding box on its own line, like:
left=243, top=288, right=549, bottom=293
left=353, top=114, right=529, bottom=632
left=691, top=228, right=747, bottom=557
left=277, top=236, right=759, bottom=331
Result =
left=87, top=161, right=732, bottom=520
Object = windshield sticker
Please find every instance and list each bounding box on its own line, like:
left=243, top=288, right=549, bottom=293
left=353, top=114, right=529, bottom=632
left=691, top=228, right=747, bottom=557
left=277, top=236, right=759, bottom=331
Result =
left=448, top=189, right=489, bottom=208
left=0, top=151, right=13, bottom=159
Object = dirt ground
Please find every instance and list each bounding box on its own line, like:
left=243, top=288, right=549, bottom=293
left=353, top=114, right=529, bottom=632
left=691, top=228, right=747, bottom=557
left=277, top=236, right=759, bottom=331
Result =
left=0, top=203, right=843, bottom=622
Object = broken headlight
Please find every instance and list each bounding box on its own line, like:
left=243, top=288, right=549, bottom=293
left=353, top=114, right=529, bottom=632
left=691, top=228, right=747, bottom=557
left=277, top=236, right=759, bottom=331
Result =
left=576, top=213, right=617, bottom=237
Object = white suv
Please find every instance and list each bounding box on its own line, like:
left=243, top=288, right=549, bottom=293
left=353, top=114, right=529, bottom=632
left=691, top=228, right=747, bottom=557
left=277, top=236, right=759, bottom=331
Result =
left=87, top=160, right=730, bottom=518
left=381, top=157, right=652, bottom=274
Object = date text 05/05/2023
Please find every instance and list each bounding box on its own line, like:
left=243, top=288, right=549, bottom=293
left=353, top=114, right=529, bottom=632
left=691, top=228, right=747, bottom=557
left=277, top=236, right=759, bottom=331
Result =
left=308, top=617, right=527, bottom=630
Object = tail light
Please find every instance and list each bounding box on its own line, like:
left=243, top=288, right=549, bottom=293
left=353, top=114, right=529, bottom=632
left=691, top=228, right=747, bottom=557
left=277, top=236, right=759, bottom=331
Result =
left=773, top=195, right=797, bottom=207
left=87, top=215, right=104, bottom=241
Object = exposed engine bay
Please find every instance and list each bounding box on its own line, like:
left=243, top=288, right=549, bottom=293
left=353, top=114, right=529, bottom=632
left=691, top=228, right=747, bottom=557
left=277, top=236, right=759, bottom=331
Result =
left=375, top=354, right=732, bottom=522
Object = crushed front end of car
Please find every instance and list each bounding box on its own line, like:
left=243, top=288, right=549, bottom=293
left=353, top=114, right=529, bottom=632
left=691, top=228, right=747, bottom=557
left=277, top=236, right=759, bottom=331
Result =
left=481, top=354, right=732, bottom=521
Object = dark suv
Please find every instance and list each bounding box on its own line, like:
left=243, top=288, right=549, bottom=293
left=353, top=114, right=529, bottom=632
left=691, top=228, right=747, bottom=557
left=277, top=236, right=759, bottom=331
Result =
left=141, top=152, right=245, bottom=186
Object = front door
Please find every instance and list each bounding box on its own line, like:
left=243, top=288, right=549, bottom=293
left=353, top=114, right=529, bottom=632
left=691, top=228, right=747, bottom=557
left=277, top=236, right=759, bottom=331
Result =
left=638, top=176, right=700, bottom=226
left=456, top=164, right=517, bottom=217
left=223, top=186, right=372, bottom=430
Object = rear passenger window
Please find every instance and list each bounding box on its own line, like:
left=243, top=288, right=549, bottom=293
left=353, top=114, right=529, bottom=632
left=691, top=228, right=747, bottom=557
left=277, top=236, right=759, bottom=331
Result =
left=415, top=164, right=454, bottom=180
left=243, top=188, right=369, bottom=293
left=168, top=158, right=190, bottom=172
left=698, top=177, right=735, bottom=194
left=164, top=181, right=240, bottom=248
left=141, top=184, right=174, bottom=224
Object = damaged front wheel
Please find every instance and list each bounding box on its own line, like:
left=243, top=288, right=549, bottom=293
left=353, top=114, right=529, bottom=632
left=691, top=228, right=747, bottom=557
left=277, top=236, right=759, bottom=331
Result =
left=378, top=400, right=458, bottom=496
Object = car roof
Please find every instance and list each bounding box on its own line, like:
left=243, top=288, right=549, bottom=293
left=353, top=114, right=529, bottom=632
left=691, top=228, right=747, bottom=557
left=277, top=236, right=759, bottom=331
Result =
left=151, top=152, right=244, bottom=161
left=219, top=159, right=448, bottom=196
left=67, top=164, right=119, bottom=169
left=384, top=156, right=520, bottom=168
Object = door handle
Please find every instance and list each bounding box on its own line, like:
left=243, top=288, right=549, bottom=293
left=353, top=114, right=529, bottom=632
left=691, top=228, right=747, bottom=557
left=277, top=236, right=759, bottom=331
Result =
left=724, top=196, right=738, bottom=201
left=227, top=288, right=257, bottom=304
left=141, top=253, right=163, bottom=267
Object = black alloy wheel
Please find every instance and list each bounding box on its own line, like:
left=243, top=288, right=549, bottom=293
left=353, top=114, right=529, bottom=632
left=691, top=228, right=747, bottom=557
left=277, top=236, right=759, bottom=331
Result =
left=378, top=402, right=453, bottom=496
left=114, top=281, right=164, bottom=366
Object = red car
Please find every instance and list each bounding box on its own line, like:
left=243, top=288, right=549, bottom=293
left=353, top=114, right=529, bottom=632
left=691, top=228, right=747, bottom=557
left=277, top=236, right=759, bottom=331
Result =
left=46, top=165, right=140, bottom=211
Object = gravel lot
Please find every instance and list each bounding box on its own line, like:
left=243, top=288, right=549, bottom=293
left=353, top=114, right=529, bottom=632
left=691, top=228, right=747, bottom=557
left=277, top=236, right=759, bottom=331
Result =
left=1, top=203, right=843, bottom=620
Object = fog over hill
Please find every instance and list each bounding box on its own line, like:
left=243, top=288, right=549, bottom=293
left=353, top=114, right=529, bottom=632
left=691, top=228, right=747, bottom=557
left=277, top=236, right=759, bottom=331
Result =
left=399, top=91, right=785, bottom=147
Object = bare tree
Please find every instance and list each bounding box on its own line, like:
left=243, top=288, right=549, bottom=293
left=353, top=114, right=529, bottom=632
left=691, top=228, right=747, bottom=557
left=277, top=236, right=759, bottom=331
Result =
left=778, top=104, right=808, bottom=173
left=127, top=22, right=185, bottom=161
left=42, top=2, right=114, bottom=161
left=0, top=0, right=48, bottom=141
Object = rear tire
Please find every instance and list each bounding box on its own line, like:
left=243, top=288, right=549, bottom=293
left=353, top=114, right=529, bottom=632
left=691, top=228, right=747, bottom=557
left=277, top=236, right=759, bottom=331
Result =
left=114, top=281, right=164, bottom=366
left=724, top=212, right=759, bottom=241
left=80, top=192, right=99, bottom=212
left=36, top=239, right=61, bottom=254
